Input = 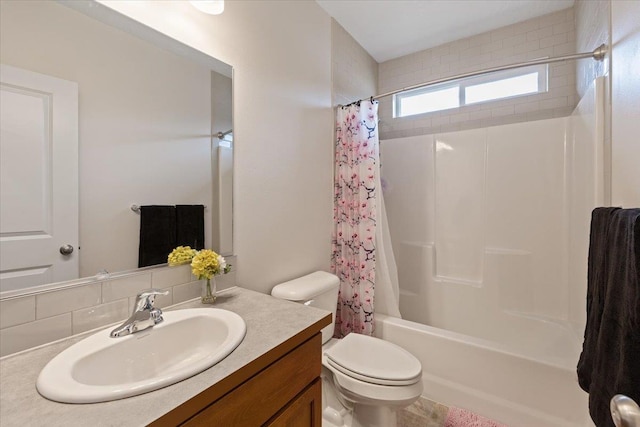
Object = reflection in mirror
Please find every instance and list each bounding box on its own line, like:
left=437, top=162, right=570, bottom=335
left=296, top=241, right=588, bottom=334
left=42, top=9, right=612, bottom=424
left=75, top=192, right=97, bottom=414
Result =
left=0, top=0, right=233, bottom=295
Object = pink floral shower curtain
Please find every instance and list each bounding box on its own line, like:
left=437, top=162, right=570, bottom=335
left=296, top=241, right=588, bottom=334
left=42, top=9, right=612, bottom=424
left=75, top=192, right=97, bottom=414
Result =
left=332, top=100, right=379, bottom=337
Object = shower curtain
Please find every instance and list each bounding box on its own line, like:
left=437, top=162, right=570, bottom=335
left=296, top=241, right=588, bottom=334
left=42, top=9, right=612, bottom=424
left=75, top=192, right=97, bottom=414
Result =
left=332, top=100, right=401, bottom=338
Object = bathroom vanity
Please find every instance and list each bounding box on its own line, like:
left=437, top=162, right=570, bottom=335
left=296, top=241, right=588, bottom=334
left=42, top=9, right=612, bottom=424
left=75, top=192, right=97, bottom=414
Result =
left=0, top=287, right=331, bottom=426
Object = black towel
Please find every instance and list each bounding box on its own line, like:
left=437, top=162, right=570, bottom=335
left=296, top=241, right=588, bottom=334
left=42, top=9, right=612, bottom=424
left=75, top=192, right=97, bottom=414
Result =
left=578, top=207, right=621, bottom=390
left=175, top=205, right=205, bottom=250
left=578, top=208, right=640, bottom=427
left=138, top=205, right=176, bottom=268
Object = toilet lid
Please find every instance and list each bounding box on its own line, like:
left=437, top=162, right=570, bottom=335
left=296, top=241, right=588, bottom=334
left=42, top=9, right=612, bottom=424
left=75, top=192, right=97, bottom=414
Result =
left=324, top=333, right=422, bottom=386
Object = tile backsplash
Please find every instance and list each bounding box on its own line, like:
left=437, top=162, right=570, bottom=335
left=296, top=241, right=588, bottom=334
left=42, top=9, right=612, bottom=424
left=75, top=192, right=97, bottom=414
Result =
left=0, top=257, right=237, bottom=357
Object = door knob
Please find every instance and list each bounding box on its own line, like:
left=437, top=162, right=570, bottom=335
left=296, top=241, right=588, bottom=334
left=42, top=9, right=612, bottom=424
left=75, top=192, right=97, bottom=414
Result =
left=59, top=244, right=74, bottom=255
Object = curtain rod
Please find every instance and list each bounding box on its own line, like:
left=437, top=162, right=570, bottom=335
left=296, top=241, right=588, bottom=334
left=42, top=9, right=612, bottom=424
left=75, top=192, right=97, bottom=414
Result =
left=341, top=44, right=607, bottom=107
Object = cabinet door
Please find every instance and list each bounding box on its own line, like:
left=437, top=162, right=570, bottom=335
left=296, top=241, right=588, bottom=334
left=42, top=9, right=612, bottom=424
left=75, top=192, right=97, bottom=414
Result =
left=179, top=335, right=321, bottom=426
left=265, top=379, right=321, bottom=427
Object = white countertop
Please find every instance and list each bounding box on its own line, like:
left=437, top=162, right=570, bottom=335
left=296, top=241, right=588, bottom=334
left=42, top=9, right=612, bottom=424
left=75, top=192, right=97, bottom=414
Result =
left=0, top=287, right=330, bottom=426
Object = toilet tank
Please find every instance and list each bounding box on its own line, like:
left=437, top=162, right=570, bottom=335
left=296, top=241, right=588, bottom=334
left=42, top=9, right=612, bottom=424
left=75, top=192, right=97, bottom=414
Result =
left=271, top=271, right=339, bottom=344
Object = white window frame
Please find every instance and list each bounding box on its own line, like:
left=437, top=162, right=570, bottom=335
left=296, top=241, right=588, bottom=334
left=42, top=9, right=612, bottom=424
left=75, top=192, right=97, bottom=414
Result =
left=393, top=63, right=548, bottom=118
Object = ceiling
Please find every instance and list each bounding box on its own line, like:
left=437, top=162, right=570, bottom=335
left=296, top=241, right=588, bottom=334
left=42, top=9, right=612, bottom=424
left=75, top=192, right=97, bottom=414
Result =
left=316, top=0, right=575, bottom=63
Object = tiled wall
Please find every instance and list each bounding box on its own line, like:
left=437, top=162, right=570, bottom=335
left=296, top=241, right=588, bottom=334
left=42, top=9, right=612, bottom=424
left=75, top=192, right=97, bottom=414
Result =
left=378, top=7, right=577, bottom=140
left=332, top=19, right=378, bottom=107
left=0, top=258, right=236, bottom=357
left=575, top=0, right=610, bottom=99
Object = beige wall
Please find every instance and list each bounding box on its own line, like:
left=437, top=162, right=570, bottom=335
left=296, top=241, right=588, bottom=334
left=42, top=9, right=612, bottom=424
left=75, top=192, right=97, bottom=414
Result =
left=611, top=0, right=640, bottom=206
left=378, top=8, right=577, bottom=140
left=98, top=1, right=334, bottom=294
left=575, top=0, right=640, bottom=206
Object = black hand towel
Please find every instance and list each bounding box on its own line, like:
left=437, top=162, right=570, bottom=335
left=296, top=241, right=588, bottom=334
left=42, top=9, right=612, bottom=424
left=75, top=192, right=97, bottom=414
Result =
left=138, top=205, right=176, bottom=268
left=578, top=207, right=621, bottom=391
left=176, top=205, right=205, bottom=250
left=578, top=208, right=640, bottom=427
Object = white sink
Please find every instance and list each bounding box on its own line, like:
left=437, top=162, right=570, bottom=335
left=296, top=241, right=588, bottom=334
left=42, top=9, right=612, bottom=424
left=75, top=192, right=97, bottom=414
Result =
left=36, top=308, right=246, bottom=403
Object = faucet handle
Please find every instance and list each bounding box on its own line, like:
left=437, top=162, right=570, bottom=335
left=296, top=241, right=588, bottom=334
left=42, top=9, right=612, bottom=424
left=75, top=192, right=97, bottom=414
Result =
left=135, top=289, right=169, bottom=311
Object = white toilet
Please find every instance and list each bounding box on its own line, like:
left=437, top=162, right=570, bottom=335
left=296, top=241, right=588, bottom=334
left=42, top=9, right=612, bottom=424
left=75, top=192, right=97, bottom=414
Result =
left=271, top=271, right=423, bottom=427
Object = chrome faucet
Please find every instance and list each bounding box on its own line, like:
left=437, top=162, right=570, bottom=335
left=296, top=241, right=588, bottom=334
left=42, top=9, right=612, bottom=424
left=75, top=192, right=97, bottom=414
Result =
left=110, top=289, right=169, bottom=338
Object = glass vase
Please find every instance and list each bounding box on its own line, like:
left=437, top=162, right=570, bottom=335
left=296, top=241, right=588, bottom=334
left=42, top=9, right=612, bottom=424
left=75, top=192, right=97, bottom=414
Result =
left=201, top=277, right=217, bottom=304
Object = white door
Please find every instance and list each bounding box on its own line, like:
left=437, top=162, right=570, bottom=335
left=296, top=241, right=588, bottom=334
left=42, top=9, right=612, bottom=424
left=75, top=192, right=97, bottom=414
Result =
left=0, top=64, right=78, bottom=293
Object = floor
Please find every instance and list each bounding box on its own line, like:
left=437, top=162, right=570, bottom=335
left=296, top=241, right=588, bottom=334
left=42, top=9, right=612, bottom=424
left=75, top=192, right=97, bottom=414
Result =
left=397, top=397, right=449, bottom=427
left=397, top=397, right=509, bottom=427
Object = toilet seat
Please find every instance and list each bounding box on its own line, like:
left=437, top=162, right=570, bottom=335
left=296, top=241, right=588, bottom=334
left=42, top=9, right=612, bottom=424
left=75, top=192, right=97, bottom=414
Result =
left=323, top=363, right=424, bottom=406
left=324, top=333, right=422, bottom=386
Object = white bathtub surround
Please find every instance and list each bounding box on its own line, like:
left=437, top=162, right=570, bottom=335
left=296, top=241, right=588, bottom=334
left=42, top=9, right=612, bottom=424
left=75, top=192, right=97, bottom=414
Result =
left=377, top=314, right=589, bottom=427
left=377, top=79, right=604, bottom=426
left=375, top=142, right=402, bottom=319
left=0, top=258, right=236, bottom=357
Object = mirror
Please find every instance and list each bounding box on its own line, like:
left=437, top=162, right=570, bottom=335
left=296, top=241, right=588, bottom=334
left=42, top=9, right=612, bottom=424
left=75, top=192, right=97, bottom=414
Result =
left=0, top=0, right=233, bottom=294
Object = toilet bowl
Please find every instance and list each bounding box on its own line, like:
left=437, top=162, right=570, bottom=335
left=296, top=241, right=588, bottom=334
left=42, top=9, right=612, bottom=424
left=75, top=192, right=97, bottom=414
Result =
left=271, top=271, right=423, bottom=427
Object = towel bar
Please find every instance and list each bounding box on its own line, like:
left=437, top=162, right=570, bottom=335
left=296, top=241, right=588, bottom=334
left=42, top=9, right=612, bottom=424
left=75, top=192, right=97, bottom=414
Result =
left=130, top=204, right=207, bottom=213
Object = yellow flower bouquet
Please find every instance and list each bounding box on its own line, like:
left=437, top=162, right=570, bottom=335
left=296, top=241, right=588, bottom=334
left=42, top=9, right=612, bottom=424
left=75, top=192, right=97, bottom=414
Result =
left=168, top=246, right=230, bottom=304
left=167, top=246, right=197, bottom=266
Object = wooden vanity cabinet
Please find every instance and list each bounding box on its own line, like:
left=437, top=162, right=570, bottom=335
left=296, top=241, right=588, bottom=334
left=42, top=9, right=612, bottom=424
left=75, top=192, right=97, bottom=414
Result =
left=266, top=379, right=322, bottom=427
left=149, top=317, right=328, bottom=427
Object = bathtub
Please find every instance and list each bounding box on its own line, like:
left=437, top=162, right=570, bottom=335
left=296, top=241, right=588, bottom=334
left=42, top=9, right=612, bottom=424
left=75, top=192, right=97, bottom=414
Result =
left=376, top=78, right=606, bottom=427
left=375, top=313, right=593, bottom=427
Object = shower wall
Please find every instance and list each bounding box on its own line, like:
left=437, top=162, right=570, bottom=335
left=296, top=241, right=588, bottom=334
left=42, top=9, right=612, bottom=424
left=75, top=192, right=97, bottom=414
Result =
left=380, top=79, right=602, bottom=362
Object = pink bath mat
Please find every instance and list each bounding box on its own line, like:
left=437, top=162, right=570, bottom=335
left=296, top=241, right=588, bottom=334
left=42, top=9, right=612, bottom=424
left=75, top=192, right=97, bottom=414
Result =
left=444, top=406, right=508, bottom=427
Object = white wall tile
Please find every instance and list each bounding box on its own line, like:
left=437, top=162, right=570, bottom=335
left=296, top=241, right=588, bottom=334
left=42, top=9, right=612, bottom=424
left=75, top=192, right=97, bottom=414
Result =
left=151, top=265, right=191, bottom=289
left=575, top=0, right=610, bottom=99
left=331, top=19, right=377, bottom=106
left=215, top=271, right=237, bottom=292
left=469, top=110, right=492, bottom=121
left=503, top=33, right=527, bottom=48
left=553, top=20, right=575, bottom=35
left=36, top=284, right=101, bottom=320
left=550, top=75, right=569, bottom=88
left=0, top=313, right=71, bottom=357
left=527, top=26, right=554, bottom=42
left=0, top=296, right=35, bottom=329
left=172, top=280, right=202, bottom=304
left=491, top=105, right=515, bottom=117
left=0, top=261, right=238, bottom=355
left=102, top=273, right=152, bottom=303
left=514, top=101, right=541, bottom=114
left=469, top=32, right=492, bottom=47
left=540, top=97, right=568, bottom=109
left=378, top=6, right=577, bottom=139
left=128, top=287, right=173, bottom=309
left=72, top=298, right=130, bottom=335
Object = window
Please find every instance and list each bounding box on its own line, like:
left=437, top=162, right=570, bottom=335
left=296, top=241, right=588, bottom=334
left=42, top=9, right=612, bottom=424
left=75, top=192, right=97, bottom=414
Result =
left=393, top=64, right=548, bottom=118
left=397, top=85, right=459, bottom=116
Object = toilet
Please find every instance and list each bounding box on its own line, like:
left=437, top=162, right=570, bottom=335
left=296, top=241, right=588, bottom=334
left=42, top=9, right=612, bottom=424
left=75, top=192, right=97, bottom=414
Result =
left=271, top=271, right=423, bottom=427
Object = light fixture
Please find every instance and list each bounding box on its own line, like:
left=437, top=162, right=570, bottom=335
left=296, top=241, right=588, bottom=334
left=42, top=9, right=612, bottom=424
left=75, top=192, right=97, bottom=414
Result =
left=189, top=0, right=224, bottom=15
